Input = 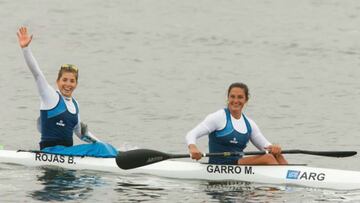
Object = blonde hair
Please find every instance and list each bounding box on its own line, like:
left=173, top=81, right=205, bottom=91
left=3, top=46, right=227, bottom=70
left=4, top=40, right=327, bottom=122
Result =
left=57, top=64, right=79, bottom=82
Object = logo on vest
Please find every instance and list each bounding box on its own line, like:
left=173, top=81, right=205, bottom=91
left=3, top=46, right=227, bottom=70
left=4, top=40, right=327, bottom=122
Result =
left=56, top=120, right=66, bottom=127
left=229, top=137, right=238, bottom=144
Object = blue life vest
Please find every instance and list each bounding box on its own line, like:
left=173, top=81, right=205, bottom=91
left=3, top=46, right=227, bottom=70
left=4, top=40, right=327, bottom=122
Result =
left=208, top=108, right=252, bottom=165
left=40, top=92, right=79, bottom=148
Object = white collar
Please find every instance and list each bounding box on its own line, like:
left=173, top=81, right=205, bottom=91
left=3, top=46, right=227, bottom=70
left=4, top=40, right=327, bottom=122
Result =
left=57, top=90, right=72, bottom=101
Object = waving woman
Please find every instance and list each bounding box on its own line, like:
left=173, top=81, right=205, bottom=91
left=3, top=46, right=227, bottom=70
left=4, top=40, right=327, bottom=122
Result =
left=17, top=27, right=100, bottom=150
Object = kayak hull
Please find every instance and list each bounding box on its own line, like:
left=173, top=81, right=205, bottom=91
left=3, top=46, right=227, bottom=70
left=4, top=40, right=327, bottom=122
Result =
left=1, top=150, right=359, bottom=190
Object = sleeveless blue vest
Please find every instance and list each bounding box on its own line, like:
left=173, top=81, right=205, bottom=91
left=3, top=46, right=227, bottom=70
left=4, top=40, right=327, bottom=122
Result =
left=40, top=92, right=79, bottom=147
left=208, top=108, right=252, bottom=165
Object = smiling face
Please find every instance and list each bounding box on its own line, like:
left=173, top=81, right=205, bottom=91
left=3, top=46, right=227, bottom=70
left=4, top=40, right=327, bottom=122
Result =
left=56, top=72, right=78, bottom=97
left=227, top=87, right=248, bottom=116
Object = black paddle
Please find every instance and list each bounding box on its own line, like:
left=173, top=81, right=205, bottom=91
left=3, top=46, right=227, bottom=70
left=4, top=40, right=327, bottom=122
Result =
left=115, top=149, right=357, bottom=170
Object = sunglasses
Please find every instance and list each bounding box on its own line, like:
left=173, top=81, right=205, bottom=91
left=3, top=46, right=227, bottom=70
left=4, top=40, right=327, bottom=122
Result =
left=60, top=64, right=78, bottom=73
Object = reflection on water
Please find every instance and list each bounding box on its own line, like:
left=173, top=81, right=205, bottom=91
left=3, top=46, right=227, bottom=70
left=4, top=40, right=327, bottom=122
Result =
left=26, top=167, right=360, bottom=203
left=204, top=181, right=360, bottom=202
left=115, top=178, right=166, bottom=202
left=204, top=181, right=283, bottom=202
left=113, top=178, right=288, bottom=203
left=30, top=167, right=104, bottom=202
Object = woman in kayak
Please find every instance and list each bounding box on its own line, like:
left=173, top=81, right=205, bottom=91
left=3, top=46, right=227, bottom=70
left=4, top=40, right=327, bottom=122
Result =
left=186, top=82, right=288, bottom=165
left=17, top=27, right=100, bottom=150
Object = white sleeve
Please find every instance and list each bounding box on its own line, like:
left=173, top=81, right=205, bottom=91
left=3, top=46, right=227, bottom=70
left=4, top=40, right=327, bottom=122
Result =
left=186, top=110, right=226, bottom=145
left=22, top=47, right=58, bottom=110
left=185, top=122, right=210, bottom=145
left=248, top=118, right=272, bottom=150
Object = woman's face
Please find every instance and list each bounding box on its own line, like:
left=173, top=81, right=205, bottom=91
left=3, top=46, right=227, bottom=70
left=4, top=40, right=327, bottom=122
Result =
left=56, top=72, right=77, bottom=97
left=227, top=87, right=248, bottom=114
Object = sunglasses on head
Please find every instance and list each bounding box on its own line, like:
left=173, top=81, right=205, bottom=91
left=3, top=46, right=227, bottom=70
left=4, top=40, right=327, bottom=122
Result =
left=61, top=64, right=78, bottom=72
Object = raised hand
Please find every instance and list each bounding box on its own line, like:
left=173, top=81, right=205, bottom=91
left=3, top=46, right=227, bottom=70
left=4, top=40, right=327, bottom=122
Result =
left=17, top=26, right=33, bottom=48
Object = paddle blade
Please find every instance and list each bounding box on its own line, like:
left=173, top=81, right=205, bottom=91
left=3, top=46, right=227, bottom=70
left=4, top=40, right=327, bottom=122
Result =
left=306, top=150, right=357, bottom=157
left=116, top=149, right=171, bottom=170
left=280, top=150, right=357, bottom=157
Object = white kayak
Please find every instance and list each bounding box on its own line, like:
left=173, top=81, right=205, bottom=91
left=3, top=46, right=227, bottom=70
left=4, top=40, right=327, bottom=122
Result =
left=1, top=149, right=360, bottom=190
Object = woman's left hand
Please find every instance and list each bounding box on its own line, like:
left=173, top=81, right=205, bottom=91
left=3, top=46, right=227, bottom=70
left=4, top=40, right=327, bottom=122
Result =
left=266, top=144, right=282, bottom=156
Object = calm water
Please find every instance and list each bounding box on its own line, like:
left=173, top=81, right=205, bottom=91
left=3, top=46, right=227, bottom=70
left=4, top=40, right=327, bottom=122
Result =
left=1, top=0, right=360, bottom=202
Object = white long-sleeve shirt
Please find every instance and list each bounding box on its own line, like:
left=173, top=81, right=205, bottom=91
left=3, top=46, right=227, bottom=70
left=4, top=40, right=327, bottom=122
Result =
left=186, top=109, right=271, bottom=151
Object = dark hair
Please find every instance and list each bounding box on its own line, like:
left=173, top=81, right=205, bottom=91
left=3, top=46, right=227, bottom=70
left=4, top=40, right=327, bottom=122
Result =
left=57, top=64, right=79, bottom=82
left=227, top=82, right=250, bottom=100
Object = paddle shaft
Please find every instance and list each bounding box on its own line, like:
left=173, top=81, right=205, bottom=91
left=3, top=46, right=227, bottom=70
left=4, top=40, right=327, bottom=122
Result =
left=170, top=150, right=357, bottom=158
left=116, top=149, right=357, bottom=170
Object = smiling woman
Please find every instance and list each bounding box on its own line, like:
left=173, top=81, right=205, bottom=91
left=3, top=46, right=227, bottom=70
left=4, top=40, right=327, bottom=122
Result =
left=57, top=64, right=79, bottom=97
left=186, top=82, right=288, bottom=165
left=17, top=27, right=100, bottom=150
